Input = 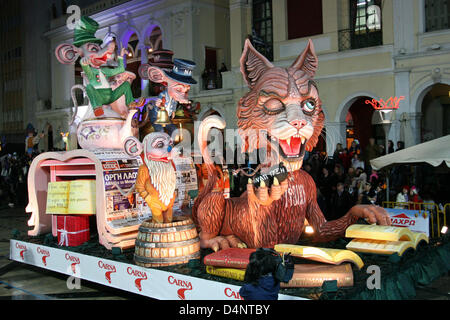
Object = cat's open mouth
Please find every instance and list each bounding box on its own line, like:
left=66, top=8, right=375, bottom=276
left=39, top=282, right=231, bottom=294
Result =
left=269, top=134, right=307, bottom=161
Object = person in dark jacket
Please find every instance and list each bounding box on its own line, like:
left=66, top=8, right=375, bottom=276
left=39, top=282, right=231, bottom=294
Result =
left=239, top=249, right=281, bottom=300
left=328, top=182, right=353, bottom=220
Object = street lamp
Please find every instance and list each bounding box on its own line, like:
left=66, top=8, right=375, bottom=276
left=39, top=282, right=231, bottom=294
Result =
left=366, top=95, right=404, bottom=202
left=371, top=108, right=395, bottom=202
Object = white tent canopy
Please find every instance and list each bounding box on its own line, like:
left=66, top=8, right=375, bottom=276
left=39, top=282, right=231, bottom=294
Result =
left=370, top=135, right=450, bottom=170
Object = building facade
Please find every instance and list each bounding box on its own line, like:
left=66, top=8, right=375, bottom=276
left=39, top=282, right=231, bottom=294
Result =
left=38, top=0, right=450, bottom=155
left=0, top=0, right=54, bottom=151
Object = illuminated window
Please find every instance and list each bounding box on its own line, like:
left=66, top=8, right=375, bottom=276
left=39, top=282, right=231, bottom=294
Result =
left=425, top=0, right=450, bottom=32
left=353, top=0, right=382, bottom=34
left=349, top=0, right=382, bottom=49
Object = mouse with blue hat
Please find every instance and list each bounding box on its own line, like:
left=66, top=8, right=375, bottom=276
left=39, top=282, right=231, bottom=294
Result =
left=143, top=58, right=197, bottom=135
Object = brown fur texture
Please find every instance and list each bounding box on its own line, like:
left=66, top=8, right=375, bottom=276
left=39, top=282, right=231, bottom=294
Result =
left=193, top=39, right=391, bottom=251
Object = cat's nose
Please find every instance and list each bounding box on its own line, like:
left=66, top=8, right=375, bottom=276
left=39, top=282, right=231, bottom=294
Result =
left=290, top=119, right=307, bottom=129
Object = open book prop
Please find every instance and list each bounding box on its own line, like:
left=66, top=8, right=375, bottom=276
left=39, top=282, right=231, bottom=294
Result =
left=206, top=263, right=354, bottom=288
left=345, top=224, right=429, bottom=256
left=46, top=180, right=96, bottom=215
left=274, top=244, right=364, bottom=270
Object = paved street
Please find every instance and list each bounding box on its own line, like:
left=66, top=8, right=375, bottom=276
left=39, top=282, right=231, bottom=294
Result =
left=0, top=205, right=448, bottom=300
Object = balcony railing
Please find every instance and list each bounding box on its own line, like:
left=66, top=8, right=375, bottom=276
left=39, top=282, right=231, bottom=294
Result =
left=338, top=29, right=383, bottom=51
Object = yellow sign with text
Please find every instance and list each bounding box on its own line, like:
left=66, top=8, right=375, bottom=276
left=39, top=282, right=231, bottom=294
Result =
left=46, top=180, right=96, bottom=215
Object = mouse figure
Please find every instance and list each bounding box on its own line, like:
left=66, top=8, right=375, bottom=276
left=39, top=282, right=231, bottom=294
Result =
left=127, top=133, right=178, bottom=223
left=55, top=16, right=144, bottom=121
left=141, top=59, right=197, bottom=136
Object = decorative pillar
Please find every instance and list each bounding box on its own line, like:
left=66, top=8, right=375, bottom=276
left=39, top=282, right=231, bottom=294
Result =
left=272, top=0, right=287, bottom=44
left=140, top=45, right=150, bottom=97
left=229, top=0, right=252, bottom=70
left=393, top=70, right=411, bottom=145
left=408, top=112, right=422, bottom=146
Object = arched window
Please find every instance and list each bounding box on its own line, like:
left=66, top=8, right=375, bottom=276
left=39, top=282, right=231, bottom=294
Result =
left=147, top=26, right=163, bottom=53
left=125, top=33, right=142, bottom=98
left=144, top=26, right=166, bottom=97
left=421, top=83, right=450, bottom=141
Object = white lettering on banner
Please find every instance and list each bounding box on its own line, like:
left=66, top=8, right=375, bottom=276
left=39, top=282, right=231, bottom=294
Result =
left=127, top=267, right=148, bottom=292
left=102, top=161, right=119, bottom=170
left=168, top=275, right=193, bottom=299
left=224, top=287, right=243, bottom=300
left=98, top=260, right=117, bottom=284
left=104, top=171, right=137, bottom=182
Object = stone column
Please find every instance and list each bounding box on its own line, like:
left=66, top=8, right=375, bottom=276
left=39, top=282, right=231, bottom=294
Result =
left=272, top=0, right=287, bottom=44
left=408, top=112, right=422, bottom=146
left=140, top=46, right=149, bottom=97
left=393, top=70, right=411, bottom=145
left=229, top=0, right=252, bottom=70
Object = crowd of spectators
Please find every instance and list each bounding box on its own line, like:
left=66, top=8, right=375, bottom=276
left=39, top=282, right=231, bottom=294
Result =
left=0, top=151, right=36, bottom=208
left=0, top=143, right=65, bottom=208
left=1, top=133, right=448, bottom=220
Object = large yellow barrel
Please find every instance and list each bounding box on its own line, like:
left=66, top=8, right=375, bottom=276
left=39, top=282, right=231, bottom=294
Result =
left=134, top=216, right=200, bottom=267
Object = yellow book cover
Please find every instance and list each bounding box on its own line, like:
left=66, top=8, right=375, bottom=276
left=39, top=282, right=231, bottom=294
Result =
left=46, top=180, right=96, bottom=215
left=274, top=244, right=364, bottom=269
left=346, top=230, right=429, bottom=256
left=411, top=232, right=429, bottom=247
left=345, top=224, right=414, bottom=242
left=206, top=265, right=246, bottom=281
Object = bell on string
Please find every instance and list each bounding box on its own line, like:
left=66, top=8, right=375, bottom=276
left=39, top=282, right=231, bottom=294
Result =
left=154, top=106, right=171, bottom=127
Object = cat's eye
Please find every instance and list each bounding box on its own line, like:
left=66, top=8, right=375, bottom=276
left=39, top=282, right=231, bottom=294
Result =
left=302, top=99, right=316, bottom=113
left=263, top=99, right=285, bottom=115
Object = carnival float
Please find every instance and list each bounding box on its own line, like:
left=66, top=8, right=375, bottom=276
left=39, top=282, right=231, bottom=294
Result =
left=9, top=16, right=449, bottom=301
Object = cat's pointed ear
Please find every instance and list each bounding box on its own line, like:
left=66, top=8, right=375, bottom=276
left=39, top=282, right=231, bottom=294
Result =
left=289, top=39, right=318, bottom=77
left=240, top=38, right=273, bottom=89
